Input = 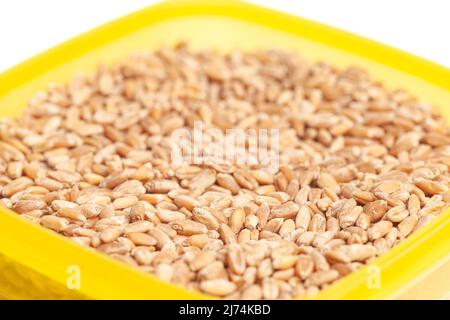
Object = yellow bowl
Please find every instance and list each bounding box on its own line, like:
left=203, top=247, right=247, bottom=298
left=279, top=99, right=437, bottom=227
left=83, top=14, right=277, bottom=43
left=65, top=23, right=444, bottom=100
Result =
left=0, top=0, right=449, bottom=299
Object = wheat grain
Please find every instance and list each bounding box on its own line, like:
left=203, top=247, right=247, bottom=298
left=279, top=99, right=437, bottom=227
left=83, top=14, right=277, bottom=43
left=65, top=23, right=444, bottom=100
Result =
left=1, top=44, right=449, bottom=300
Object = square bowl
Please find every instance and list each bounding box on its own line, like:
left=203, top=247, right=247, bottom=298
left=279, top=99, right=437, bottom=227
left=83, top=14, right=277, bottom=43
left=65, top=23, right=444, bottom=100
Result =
left=0, top=0, right=449, bottom=299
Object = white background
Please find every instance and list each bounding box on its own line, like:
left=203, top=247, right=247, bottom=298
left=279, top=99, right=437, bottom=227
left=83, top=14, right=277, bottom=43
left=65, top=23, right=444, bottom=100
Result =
left=0, top=0, right=449, bottom=72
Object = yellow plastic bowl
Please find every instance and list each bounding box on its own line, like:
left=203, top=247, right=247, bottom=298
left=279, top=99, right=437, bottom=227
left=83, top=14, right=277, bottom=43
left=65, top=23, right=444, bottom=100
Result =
left=0, top=0, right=449, bottom=300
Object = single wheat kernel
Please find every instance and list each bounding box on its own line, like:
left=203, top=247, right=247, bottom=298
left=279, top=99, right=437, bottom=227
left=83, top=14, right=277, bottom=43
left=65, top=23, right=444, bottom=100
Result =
left=40, top=215, right=69, bottom=232
left=200, top=279, right=237, bottom=297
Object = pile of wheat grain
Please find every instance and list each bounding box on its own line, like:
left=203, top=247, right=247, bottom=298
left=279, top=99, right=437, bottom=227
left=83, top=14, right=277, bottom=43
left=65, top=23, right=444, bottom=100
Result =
left=1, top=44, right=449, bottom=299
